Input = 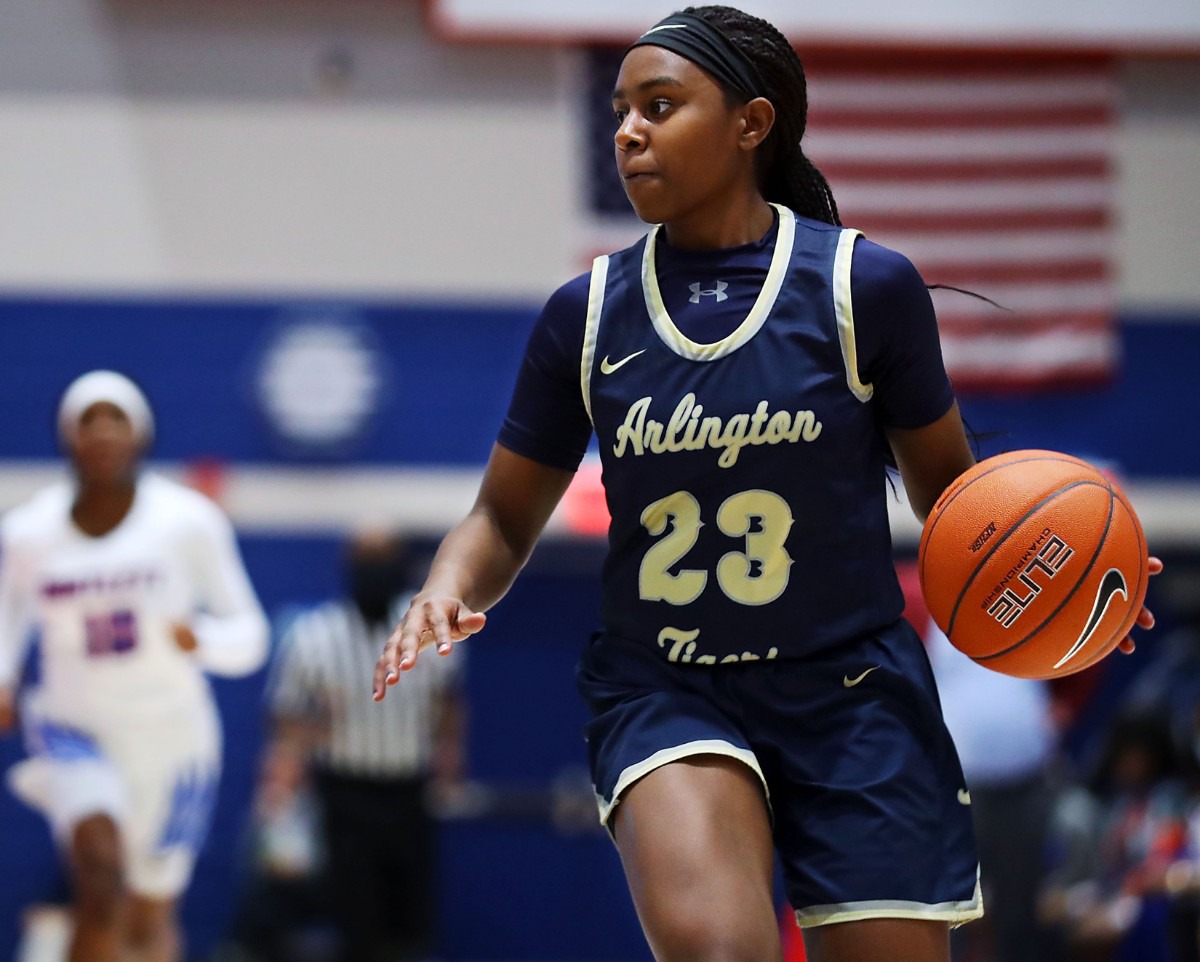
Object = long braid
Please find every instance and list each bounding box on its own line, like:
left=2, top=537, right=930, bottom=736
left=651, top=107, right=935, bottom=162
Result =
left=684, top=5, right=840, bottom=226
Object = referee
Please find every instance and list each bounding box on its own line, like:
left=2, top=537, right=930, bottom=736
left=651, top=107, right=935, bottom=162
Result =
left=266, top=531, right=464, bottom=962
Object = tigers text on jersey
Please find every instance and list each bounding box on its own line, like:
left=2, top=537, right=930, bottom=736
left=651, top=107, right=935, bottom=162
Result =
left=0, top=473, right=268, bottom=722
left=578, top=206, right=949, bottom=663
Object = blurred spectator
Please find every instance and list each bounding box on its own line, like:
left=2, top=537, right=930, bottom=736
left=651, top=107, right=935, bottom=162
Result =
left=896, top=558, right=1057, bottom=962
left=1040, top=711, right=1192, bottom=962
left=1119, top=564, right=1200, bottom=962
left=925, top=622, right=1058, bottom=962
left=1122, top=564, right=1200, bottom=780
left=230, top=531, right=465, bottom=962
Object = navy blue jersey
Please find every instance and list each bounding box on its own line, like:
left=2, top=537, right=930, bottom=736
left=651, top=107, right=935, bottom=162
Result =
left=501, top=205, right=955, bottom=663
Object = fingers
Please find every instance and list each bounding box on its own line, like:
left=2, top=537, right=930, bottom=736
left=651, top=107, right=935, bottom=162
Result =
left=457, top=610, right=488, bottom=638
left=373, top=600, right=486, bottom=701
left=1116, top=557, right=1163, bottom=658
left=1117, top=604, right=1156, bottom=657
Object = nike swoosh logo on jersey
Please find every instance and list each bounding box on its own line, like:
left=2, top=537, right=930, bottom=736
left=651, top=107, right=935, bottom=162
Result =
left=599, top=350, right=646, bottom=375
left=957, top=789, right=972, bottom=806
left=842, top=666, right=880, bottom=688
left=1053, top=568, right=1128, bottom=670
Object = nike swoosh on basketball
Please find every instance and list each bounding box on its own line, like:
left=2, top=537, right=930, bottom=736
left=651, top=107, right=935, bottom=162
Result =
left=599, top=350, right=646, bottom=375
left=1053, top=568, right=1128, bottom=670
left=843, top=666, right=880, bottom=688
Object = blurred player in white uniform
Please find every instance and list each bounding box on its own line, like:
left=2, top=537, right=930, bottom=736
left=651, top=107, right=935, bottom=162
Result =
left=0, top=371, right=269, bottom=962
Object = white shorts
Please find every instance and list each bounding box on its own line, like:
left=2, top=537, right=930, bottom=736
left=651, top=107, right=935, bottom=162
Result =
left=8, top=690, right=221, bottom=899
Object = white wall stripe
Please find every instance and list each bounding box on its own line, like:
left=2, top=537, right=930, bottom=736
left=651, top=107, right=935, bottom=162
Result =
left=869, top=231, right=1110, bottom=263
left=835, top=180, right=1112, bottom=212
left=807, top=129, right=1113, bottom=161
left=927, top=282, right=1113, bottom=317
left=2, top=465, right=1197, bottom=547
left=808, top=77, right=1119, bottom=111
left=941, top=329, right=1117, bottom=370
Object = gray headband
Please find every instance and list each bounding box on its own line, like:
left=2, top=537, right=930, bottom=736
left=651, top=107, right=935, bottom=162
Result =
left=629, top=12, right=766, bottom=101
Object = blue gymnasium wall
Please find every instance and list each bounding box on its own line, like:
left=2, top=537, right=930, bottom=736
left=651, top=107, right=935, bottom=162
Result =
left=0, top=298, right=1197, bottom=475
left=0, top=296, right=1198, bottom=961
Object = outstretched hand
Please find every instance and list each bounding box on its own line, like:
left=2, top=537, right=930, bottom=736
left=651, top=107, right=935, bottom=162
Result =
left=1117, top=556, right=1163, bottom=655
left=373, top=595, right=486, bottom=701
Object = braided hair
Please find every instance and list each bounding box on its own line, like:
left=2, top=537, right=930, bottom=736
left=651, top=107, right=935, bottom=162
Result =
left=683, top=5, right=840, bottom=226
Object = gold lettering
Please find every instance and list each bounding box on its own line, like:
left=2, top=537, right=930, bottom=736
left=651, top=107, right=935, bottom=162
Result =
left=788, top=411, right=823, bottom=443
left=613, top=395, right=822, bottom=467
left=645, top=418, right=667, bottom=454
left=664, top=393, right=695, bottom=449
left=613, top=396, right=651, bottom=458
left=681, top=403, right=704, bottom=448
left=658, top=626, right=701, bottom=663
left=717, top=414, right=750, bottom=468
left=765, top=411, right=792, bottom=443
left=694, top=415, right=722, bottom=449
left=748, top=401, right=771, bottom=444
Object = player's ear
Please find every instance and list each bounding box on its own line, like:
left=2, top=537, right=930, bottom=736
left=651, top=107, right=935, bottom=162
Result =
left=738, top=97, right=775, bottom=152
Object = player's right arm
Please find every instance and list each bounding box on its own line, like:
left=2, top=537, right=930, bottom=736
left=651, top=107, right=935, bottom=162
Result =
left=374, top=274, right=593, bottom=699
left=0, top=519, right=34, bottom=734
left=373, top=444, right=575, bottom=699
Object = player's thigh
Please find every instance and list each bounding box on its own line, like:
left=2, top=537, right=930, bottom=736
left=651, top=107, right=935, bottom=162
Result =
left=613, top=754, right=782, bottom=962
left=803, top=916, right=950, bottom=962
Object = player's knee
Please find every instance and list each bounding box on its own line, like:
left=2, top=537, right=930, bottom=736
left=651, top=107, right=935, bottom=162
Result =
left=127, top=906, right=178, bottom=955
left=72, top=864, right=125, bottom=924
left=647, top=906, right=778, bottom=962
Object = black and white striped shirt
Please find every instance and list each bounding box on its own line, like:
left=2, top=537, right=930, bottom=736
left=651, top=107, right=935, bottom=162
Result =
left=267, top=598, right=461, bottom=779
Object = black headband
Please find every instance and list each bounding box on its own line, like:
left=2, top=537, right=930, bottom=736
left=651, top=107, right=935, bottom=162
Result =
left=628, top=12, right=766, bottom=102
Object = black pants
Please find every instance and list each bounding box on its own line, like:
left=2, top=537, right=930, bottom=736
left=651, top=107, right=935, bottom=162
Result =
left=315, top=771, right=436, bottom=962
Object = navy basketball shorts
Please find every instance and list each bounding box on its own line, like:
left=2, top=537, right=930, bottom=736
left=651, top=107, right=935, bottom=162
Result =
left=575, top=621, right=983, bottom=929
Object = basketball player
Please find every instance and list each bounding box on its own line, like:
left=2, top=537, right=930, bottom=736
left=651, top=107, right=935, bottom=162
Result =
left=0, top=371, right=269, bottom=962
left=374, top=8, right=1160, bottom=960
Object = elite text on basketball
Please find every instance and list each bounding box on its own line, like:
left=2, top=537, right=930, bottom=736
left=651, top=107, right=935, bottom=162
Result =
left=982, top=529, right=1075, bottom=628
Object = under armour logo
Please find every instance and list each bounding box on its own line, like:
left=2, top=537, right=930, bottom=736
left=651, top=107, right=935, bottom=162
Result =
left=689, top=281, right=729, bottom=303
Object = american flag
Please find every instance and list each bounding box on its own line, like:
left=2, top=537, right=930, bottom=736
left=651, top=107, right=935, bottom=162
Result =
left=582, top=49, right=1119, bottom=393
left=805, top=53, right=1119, bottom=392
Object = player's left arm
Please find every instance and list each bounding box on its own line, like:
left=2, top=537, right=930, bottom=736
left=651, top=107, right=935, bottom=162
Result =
left=183, top=499, right=270, bottom=676
left=849, top=238, right=975, bottom=521
left=885, top=404, right=975, bottom=523
left=855, top=238, right=1160, bottom=648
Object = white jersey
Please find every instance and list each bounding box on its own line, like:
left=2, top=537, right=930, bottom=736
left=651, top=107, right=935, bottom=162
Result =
left=0, top=472, right=268, bottom=724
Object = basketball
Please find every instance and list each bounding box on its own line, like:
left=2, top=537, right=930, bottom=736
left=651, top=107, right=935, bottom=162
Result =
left=919, top=450, right=1148, bottom=679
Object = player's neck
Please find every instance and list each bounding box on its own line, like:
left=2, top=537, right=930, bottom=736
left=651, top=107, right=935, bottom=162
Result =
left=661, top=192, right=773, bottom=251
left=72, top=480, right=137, bottom=538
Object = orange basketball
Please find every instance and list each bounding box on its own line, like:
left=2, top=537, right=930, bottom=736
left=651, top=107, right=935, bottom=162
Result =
left=918, top=450, right=1148, bottom=679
